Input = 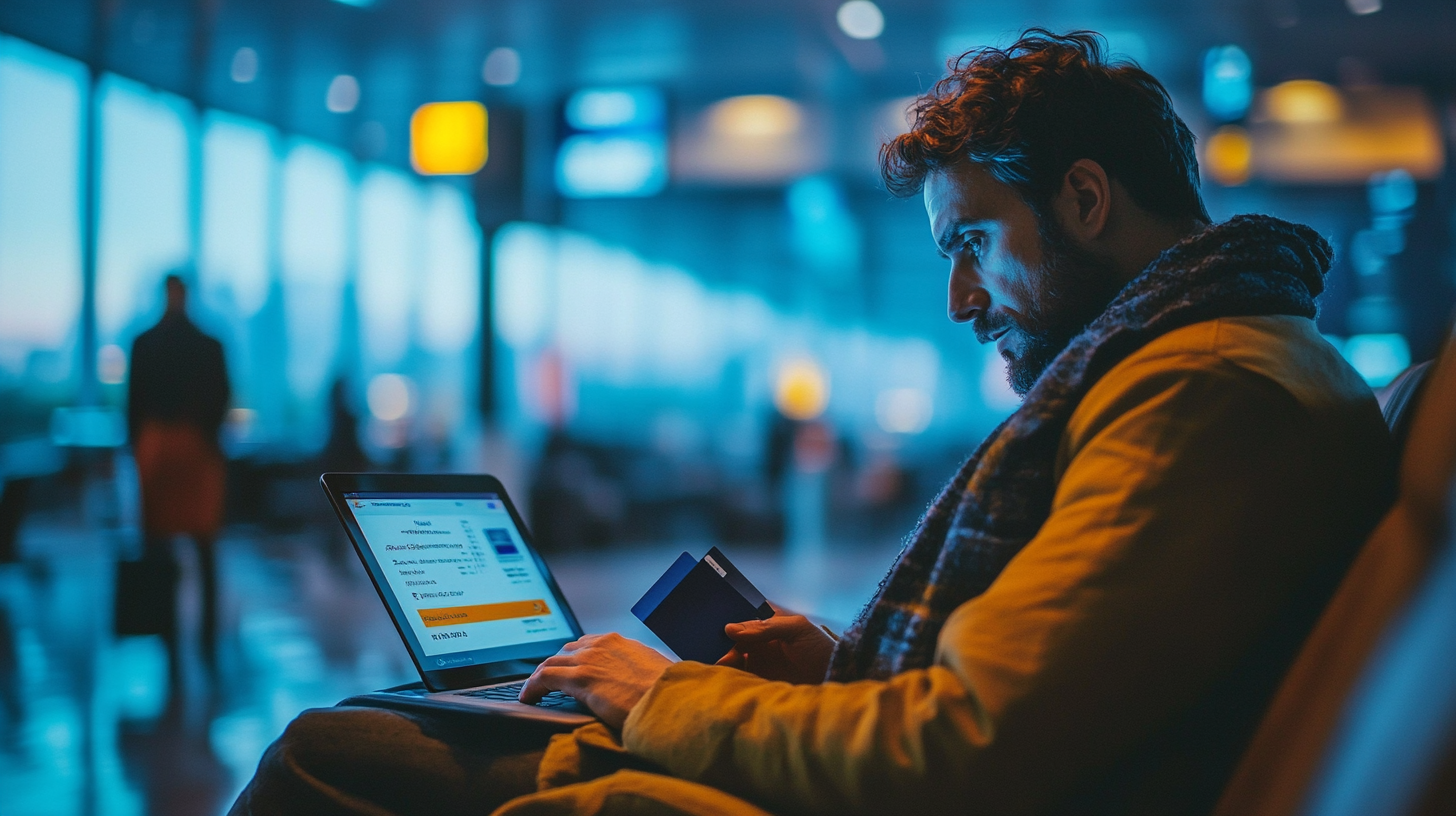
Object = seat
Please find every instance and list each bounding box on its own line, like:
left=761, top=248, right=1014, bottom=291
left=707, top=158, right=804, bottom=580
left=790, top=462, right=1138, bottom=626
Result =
left=1214, top=327, right=1456, bottom=816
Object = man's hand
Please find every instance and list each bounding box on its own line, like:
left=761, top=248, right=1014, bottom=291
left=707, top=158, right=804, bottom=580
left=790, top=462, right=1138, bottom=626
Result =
left=716, top=607, right=836, bottom=684
left=520, top=633, right=674, bottom=729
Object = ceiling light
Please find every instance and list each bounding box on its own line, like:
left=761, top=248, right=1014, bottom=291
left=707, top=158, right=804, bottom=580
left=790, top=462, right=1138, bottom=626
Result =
left=709, top=95, right=802, bottom=139
left=483, top=47, right=521, bottom=87
left=366, top=374, right=412, bottom=421
left=326, top=75, right=360, bottom=113
left=836, top=1, right=885, bottom=40
left=1205, top=125, right=1253, bottom=186
left=1263, top=80, right=1344, bottom=124
left=230, top=47, right=258, bottom=84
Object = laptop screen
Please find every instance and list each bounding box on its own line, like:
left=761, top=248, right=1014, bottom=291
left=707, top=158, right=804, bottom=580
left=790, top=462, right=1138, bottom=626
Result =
left=342, top=492, right=575, bottom=670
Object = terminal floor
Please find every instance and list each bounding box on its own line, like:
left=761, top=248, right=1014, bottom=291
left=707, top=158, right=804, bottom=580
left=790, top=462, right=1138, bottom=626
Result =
left=0, top=513, right=900, bottom=816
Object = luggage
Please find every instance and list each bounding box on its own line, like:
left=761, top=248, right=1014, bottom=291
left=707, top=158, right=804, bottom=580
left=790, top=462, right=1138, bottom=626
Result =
left=113, top=554, right=179, bottom=637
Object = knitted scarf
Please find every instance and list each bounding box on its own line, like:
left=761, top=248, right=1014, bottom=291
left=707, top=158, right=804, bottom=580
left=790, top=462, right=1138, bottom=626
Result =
left=826, top=214, right=1332, bottom=682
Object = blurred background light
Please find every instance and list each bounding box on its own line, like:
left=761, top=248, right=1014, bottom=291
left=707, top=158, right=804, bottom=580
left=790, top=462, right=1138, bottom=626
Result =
left=366, top=373, right=412, bottom=421
left=787, top=175, right=861, bottom=279
left=1203, top=45, right=1252, bottom=121
left=230, top=47, right=258, bottom=84
left=774, top=357, right=830, bottom=421
left=709, top=95, right=801, bottom=139
left=556, top=135, right=668, bottom=198
left=1344, top=333, right=1410, bottom=386
left=482, top=47, right=521, bottom=87
left=566, top=87, right=663, bottom=130
left=410, top=101, right=487, bottom=175
left=1263, top=80, right=1345, bottom=124
left=1205, top=125, right=1253, bottom=186
left=326, top=74, right=360, bottom=114
left=1370, top=168, right=1417, bottom=215
left=874, top=388, right=932, bottom=434
left=556, top=87, right=667, bottom=198
left=97, top=344, right=126, bottom=385
left=1347, top=0, right=1383, bottom=14
left=836, top=1, right=885, bottom=40
left=1247, top=86, right=1443, bottom=183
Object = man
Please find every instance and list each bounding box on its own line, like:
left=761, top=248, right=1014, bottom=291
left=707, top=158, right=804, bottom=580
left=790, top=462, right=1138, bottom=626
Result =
left=128, top=274, right=230, bottom=659
left=232, top=30, right=1392, bottom=815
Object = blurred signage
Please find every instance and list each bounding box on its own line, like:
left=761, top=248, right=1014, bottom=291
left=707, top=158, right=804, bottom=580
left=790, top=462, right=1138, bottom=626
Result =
left=411, top=102, right=488, bottom=176
left=555, top=87, right=668, bottom=198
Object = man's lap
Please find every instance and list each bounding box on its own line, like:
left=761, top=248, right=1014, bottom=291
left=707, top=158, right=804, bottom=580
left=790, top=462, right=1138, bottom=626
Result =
left=228, top=705, right=550, bottom=816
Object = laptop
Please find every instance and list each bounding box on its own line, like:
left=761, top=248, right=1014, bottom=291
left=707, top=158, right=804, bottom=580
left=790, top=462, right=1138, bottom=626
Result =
left=320, top=472, right=597, bottom=727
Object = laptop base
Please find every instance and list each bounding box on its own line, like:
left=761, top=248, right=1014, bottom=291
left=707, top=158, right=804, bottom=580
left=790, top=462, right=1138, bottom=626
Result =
left=338, top=682, right=596, bottom=729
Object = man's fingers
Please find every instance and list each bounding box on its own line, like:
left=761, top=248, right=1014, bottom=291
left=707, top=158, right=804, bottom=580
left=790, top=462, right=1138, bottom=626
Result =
left=725, top=616, right=812, bottom=643
left=520, top=665, right=578, bottom=703
left=716, top=647, right=747, bottom=668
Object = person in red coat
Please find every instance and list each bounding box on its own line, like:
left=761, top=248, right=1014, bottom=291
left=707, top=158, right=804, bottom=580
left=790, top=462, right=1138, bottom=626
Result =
left=127, top=274, right=230, bottom=659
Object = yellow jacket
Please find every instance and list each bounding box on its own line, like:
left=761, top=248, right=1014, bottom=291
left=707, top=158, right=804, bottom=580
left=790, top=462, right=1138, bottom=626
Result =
left=495, top=316, right=1393, bottom=816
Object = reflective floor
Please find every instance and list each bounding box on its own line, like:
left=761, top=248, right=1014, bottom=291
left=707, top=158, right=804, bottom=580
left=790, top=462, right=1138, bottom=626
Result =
left=0, top=508, right=898, bottom=816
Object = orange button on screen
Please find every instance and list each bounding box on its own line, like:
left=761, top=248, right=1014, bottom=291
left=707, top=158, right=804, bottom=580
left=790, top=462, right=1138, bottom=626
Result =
left=418, top=599, right=550, bottom=627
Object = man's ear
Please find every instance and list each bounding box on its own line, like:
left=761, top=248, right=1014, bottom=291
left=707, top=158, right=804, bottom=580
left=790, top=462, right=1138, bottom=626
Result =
left=1055, top=159, right=1112, bottom=241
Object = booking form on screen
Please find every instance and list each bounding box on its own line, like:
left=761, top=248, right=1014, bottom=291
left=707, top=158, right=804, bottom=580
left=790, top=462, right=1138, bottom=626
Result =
left=344, top=494, right=571, bottom=659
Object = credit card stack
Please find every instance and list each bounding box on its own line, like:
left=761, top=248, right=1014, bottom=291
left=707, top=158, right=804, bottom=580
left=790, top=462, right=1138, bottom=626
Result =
left=631, top=547, right=774, bottom=664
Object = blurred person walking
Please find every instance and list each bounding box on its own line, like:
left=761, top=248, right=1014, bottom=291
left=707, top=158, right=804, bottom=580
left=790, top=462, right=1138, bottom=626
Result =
left=125, top=274, right=230, bottom=663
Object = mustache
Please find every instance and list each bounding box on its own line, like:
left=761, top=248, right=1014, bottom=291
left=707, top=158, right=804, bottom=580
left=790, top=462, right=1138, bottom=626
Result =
left=973, top=311, right=1015, bottom=345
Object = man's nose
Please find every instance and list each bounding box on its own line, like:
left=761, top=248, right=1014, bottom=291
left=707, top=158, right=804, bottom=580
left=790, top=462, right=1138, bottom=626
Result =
left=948, top=268, right=990, bottom=324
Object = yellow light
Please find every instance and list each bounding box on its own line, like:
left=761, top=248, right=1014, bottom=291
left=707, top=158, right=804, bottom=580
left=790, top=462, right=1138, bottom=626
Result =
left=709, top=95, right=802, bottom=139
left=410, top=101, right=488, bottom=175
left=774, top=357, right=830, bottom=421
left=1263, top=80, right=1345, bottom=124
left=1205, top=125, right=1253, bottom=186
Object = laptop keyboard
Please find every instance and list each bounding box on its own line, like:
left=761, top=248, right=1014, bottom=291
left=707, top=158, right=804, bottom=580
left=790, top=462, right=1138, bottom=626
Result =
left=457, top=681, right=577, bottom=708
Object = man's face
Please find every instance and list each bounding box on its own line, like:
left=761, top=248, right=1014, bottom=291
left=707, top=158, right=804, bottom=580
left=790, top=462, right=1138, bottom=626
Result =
left=924, top=163, right=1122, bottom=395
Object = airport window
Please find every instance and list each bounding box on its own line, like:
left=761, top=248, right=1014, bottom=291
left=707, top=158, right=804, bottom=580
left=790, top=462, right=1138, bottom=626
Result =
left=96, top=74, right=191, bottom=347
left=0, top=36, right=86, bottom=390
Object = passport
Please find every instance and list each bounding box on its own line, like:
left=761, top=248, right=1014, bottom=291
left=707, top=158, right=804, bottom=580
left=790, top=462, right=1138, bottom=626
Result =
left=631, top=547, right=773, bottom=664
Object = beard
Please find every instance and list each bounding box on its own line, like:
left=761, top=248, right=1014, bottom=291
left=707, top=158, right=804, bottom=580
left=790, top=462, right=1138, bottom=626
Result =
left=979, top=217, right=1128, bottom=396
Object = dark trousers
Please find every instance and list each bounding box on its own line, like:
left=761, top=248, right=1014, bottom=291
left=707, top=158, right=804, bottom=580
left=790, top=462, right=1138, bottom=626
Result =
left=228, top=706, right=549, bottom=816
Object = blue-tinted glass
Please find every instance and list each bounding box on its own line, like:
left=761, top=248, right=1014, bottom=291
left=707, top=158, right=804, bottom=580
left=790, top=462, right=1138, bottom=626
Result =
left=417, top=183, right=480, bottom=355
left=96, top=74, right=192, bottom=346
left=0, top=36, right=85, bottom=391
left=357, top=166, right=418, bottom=370
left=279, top=139, right=352, bottom=441
left=201, top=112, right=273, bottom=320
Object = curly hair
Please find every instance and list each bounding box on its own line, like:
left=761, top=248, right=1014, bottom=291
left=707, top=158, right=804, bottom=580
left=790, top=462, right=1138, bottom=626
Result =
left=882, top=29, right=1209, bottom=223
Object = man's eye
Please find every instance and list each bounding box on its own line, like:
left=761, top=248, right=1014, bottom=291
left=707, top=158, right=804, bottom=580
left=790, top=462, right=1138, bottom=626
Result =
left=964, top=236, right=983, bottom=254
